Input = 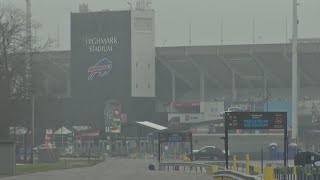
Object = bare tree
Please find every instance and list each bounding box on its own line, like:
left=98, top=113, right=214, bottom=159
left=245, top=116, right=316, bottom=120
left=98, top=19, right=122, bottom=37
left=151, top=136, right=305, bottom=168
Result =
left=0, top=4, right=51, bottom=140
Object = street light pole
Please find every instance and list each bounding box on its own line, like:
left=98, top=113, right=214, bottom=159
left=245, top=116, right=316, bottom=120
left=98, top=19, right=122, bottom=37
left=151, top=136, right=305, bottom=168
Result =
left=292, top=0, right=299, bottom=143
left=31, top=95, right=34, bottom=148
left=30, top=95, right=34, bottom=163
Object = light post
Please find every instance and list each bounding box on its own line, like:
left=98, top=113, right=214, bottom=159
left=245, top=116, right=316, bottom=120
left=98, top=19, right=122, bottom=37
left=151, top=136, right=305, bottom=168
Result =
left=291, top=0, right=299, bottom=143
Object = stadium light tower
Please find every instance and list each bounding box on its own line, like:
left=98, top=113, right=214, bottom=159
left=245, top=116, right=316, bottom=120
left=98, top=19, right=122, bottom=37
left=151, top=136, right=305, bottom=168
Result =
left=292, top=0, right=299, bottom=143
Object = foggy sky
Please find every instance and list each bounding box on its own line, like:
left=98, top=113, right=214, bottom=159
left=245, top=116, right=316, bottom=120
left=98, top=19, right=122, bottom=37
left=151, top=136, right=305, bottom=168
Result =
left=2, top=0, right=320, bottom=50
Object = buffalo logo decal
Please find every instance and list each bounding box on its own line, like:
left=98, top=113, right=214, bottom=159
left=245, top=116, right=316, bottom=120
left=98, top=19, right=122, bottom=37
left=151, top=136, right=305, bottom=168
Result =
left=88, top=58, right=112, bottom=80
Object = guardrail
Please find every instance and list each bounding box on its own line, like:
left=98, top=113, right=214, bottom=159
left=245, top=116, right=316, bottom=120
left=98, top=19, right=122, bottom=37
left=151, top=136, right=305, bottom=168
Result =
left=274, top=166, right=320, bottom=180
left=213, top=170, right=261, bottom=180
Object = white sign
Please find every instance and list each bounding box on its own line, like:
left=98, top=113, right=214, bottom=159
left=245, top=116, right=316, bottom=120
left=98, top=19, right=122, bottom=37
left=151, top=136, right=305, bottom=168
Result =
left=168, top=113, right=205, bottom=124
left=200, top=102, right=224, bottom=113
left=46, top=129, right=53, bottom=135
left=201, top=102, right=224, bottom=120
left=299, top=100, right=320, bottom=115
left=168, top=102, right=224, bottom=124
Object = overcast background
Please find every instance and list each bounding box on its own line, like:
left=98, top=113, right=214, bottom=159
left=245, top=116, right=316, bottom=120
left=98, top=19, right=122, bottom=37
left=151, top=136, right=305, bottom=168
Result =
left=2, top=0, right=320, bottom=50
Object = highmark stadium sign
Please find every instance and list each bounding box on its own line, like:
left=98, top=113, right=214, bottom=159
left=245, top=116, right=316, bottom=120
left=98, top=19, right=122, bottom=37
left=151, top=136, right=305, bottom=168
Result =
left=82, top=36, right=120, bottom=80
left=71, top=11, right=131, bottom=99
left=82, top=36, right=119, bottom=53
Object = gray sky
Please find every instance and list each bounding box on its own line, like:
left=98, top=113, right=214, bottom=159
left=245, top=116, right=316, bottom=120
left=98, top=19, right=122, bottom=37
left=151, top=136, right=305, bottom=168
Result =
left=3, top=0, right=320, bottom=50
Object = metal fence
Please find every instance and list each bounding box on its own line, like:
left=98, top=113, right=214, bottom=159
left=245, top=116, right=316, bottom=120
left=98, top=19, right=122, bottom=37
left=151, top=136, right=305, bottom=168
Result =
left=159, top=161, right=261, bottom=180
left=159, top=162, right=211, bottom=173
left=274, top=166, right=320, bottom=180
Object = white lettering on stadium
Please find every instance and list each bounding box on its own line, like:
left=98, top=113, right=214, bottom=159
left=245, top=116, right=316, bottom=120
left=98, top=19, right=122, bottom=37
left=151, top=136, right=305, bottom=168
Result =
left=83, top=36, right=118, bottom=53
left=84, top=37, right=118, bottom=45
left=89, top=46, right=113, bottom=52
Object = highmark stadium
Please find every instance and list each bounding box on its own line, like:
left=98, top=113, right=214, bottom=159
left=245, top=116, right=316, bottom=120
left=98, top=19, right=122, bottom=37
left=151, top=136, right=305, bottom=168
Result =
left=15, top=2, right=320, bottom=158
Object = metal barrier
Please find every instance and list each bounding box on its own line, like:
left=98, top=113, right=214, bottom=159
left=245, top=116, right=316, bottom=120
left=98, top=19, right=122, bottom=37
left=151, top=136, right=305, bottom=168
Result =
left=159, top=162, right=261, bottom=179
left=274, top=166, right=320, bottom=180
left=213, top=170, right=260, bottom=180
left=159, top=162, right=211, bottom=173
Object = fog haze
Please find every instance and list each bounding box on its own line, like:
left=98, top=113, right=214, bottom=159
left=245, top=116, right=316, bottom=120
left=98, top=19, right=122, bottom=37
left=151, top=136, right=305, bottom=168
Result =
left=3, top=0, right=320, bottom=49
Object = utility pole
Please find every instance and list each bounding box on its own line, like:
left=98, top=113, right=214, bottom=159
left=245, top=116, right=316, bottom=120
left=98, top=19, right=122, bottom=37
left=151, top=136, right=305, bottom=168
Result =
left=189, top=23, right=191, bottom=46
left=25, top=0, right=32, bottom=96
left=26, top=0, right=34, bottom=163
left=220, top=18, right=223, bottom=45
left=292, top=0, right=299, bottom=143
left=252, top=19, right=255, bottom=44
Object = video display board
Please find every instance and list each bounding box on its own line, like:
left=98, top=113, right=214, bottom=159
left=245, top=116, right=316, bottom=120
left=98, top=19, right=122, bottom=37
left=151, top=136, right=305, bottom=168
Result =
left=225, top=112, right=287, bottom=129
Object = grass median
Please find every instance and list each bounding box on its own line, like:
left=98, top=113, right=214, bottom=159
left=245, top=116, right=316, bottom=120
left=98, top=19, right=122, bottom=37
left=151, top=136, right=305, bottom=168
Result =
left=16, top=159, right=102, bottom=175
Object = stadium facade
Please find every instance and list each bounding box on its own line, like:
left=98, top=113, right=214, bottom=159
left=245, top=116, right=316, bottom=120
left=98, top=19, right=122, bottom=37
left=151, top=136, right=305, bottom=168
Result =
left=18, top=7, right=320, bottom=151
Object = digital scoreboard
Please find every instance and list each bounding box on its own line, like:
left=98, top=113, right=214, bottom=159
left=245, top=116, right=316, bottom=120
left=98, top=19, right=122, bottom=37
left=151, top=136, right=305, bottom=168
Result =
left=223, top=112, right=288, bottom=170
left=225, top=112, right=287, bottom=129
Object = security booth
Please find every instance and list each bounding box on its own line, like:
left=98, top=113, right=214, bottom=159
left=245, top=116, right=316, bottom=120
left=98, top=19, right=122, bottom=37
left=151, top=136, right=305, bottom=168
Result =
left=119, top=121, right=167, bottom=156
left=73, top=128, right=102, bottom=156
left=53, top=126, right=73, bottom=154
left=0, top=141, right=15, bottom=176
left=158, top=131, right=193, bottom=162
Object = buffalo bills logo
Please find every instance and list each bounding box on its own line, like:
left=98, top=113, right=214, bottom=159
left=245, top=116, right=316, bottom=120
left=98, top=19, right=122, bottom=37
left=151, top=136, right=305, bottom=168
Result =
left=88, top=58, right=112, bottom=80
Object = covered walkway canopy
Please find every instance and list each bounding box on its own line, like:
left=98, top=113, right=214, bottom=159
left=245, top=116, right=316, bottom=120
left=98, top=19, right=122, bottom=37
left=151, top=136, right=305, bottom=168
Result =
left=121, top=121, right=167, bottom=138
left=54, top=126, right=72, bottom=135
left=136, top=121, right=167, bottom=131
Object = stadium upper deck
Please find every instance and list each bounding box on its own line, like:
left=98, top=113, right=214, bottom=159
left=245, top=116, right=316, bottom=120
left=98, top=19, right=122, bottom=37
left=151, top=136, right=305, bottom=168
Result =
left=156, top=42, right=320, bottom=89
left=31, top=41, right=320, bottom=100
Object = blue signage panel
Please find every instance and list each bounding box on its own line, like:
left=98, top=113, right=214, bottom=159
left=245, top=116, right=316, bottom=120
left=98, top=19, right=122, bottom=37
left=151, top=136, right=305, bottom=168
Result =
left=160, top=132, right=192, bottom=142
left=225, top=112, right=287, bottom=129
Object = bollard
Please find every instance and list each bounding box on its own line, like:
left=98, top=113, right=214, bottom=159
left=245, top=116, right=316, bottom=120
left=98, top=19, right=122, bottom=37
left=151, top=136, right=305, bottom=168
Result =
left=211, top=165, right=217, bottom=173
left=254, top=166, right=260, bottom=175
left=175, top=165, right=179, bottom=171
left=148, top=164, right=155, bottom=170
left=232, top=155, right=237, bottom=171
left=245, top=154, right=250, bottom=175
left=293, top=166, right=296, bottom=175
left=264, top=166, right=275, bottom=180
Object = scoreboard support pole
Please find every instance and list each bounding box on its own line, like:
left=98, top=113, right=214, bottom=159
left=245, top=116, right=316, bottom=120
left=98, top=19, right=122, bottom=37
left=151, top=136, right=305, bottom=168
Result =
left=224, top=117, right=229, bottom=169
left=284, top=123, right=288, bottom=167
left=190, top=132, right=193, bottom=162
left=158, top=133, right=161, bottom=167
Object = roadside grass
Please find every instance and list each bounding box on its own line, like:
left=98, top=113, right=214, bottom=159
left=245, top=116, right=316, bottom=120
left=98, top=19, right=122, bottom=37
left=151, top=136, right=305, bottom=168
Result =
left=16, top=159, right=101, bottom=175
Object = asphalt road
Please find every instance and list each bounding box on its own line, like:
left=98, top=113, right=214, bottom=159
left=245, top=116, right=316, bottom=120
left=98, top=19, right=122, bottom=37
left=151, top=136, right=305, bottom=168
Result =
left=1, top=158, right=213, bottom=180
